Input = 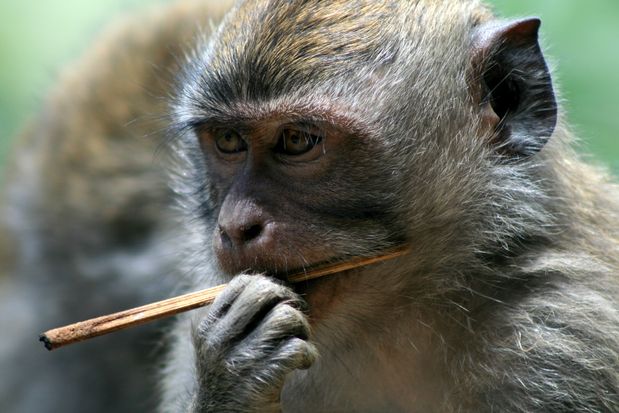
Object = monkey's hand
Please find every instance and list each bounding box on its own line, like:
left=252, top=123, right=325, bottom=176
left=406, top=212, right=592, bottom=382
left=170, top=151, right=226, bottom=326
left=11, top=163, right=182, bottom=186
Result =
left=190, top=274, right=317, bottom=413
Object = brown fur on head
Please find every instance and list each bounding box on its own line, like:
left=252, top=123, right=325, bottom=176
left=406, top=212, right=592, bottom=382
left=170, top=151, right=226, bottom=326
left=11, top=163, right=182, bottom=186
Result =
left=172, top=0, right=551, bottom=286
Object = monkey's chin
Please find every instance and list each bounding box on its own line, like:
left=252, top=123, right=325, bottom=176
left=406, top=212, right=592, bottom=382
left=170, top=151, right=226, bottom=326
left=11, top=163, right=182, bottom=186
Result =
left=292, top=271, right=353, bottom=324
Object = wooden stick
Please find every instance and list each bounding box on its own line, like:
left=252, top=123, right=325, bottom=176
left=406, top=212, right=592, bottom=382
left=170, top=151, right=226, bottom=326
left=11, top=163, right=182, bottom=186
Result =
left=40, top=246, right=410, bottom=351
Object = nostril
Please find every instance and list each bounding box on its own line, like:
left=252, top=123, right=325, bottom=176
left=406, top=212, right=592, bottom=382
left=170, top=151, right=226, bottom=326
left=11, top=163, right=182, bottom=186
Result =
left=218, top=222, right=264, bottom=247
left=241, top=224, right=263, bottom=242
left=218, top=225, right=233, bottom=248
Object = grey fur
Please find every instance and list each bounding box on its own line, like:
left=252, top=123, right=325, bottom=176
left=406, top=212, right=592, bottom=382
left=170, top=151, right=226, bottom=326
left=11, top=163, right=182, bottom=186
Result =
left=161, top=1, right=619, bottom=412
left=0, top=1, right=616, bottom=412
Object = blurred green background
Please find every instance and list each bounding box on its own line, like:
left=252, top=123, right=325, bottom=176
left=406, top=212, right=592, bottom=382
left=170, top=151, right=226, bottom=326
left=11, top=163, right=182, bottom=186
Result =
left=0, top=0, right=617, bottom=179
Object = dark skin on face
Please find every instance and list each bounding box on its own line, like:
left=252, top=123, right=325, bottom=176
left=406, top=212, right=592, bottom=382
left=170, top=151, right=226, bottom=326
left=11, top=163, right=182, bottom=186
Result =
left=195, top=115, right=352, bottom=276
left=188, top=102, right=407, bottom=332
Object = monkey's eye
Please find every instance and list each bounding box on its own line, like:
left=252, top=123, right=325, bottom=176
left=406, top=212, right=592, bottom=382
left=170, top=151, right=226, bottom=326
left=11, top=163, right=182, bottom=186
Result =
left=214, top=129, right=247, bottom=154
left=275, top=128, right=323, bottom=157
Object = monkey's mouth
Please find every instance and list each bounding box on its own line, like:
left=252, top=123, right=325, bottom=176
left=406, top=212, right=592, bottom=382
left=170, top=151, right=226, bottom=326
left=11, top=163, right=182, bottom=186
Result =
left=214, top=240, right=344, bottom=280
left=217, top=250, right=351, bottom=300
left=237, top=256, right=345, bottom=284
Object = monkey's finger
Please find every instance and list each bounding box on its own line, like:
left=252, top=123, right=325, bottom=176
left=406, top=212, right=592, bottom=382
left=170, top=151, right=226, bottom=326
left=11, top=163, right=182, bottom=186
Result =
left=199, top=275, right=300, bottom=349
left=245, top=301, right=312, bottom=347
left=272, top=337, right=318, bottom=371
left=197, top=273, right=253, bottom=333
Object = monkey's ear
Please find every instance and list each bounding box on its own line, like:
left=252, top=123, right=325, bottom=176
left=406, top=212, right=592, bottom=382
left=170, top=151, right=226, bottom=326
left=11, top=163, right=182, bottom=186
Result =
left=472, top=18, right=557, bottom=157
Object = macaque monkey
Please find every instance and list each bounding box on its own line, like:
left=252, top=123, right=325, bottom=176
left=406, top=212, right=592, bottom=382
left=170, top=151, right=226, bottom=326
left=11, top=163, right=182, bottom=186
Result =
left=1, top=0, right=617, bottom=412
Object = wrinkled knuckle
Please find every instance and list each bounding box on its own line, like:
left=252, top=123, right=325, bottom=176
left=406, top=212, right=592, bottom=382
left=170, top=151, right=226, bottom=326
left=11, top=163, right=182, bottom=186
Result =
left=250, top=275, right=279, bottom=293
left=251, top=279, right=293, bottom=303
left=281, top=287, right=302, bottom=302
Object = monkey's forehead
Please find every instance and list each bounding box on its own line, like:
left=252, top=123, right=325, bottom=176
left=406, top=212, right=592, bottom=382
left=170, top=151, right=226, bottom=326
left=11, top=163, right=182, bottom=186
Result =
left=180, top=0, right=493, bottom=114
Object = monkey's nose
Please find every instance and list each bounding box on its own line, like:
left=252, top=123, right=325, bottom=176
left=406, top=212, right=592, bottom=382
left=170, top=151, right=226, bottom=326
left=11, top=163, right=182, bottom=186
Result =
left=216, top=200, right=274, bottom=251
left=218, top=221, right=264, bottom=247
left=214, top=200, right=279, bottom=273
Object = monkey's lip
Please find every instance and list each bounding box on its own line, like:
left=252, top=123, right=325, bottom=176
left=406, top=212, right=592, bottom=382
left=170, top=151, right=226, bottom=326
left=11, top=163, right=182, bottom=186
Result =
left=214, top=244, right=339, bottom=278
left=266, top=254, right=353, bottom=283
left=238, top=258, right=348, bottom=300
left=216, top=244, right=346, bottom=279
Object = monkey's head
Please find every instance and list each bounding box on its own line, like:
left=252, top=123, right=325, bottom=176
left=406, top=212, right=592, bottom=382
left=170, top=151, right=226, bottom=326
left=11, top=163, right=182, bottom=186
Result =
left=172, top=1, right=557, bottom=290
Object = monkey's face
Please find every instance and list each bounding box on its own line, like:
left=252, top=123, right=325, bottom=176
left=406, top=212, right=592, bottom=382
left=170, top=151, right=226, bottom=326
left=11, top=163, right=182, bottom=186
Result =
left=172, top=2, right=411, bottom=279
left=189, top=113, right=403, bottom=276
left=173, top=0, right=557, bottom=290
